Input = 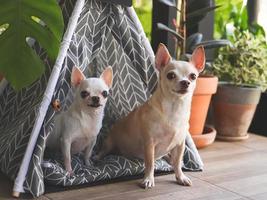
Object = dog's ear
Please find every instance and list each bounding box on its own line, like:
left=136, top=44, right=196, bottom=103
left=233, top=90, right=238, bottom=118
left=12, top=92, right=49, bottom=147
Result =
left=155, top=43, right=171, bottom=71
left=71, top=66, right=85, bottom=87
left=101, top=66, right=113, bottom=89
left=190, top=46, right=205, bottom=73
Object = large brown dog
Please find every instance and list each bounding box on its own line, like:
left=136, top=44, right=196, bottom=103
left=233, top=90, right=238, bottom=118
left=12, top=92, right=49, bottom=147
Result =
left=96, top=44, right=205, bottom=188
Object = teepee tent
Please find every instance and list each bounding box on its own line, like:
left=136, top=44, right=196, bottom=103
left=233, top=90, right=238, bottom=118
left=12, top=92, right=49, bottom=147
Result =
left=0, top=0, right=203, bottom=197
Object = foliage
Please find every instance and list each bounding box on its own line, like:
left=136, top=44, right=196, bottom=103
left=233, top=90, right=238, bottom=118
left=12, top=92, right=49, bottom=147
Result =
left=134, top=0, right=152, bottom=41
left=215, top=0, right=265, bottom=39
left=157, top=0, right=228, bottom=60
left=156, top=0, right=230, bottom=76
left=213, top=30, right=267, bottom=90
left=214, top=0, right=243, bottom=39
left=0, top=24, right=8, bottom=35
left=0, top=0, right=64, bottom=90
left=212, top=0, right=267, bottom=90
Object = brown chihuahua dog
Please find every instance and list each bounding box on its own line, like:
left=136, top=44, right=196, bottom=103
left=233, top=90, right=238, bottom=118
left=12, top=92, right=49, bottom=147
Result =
left=96, top=44, right=205, bottom=188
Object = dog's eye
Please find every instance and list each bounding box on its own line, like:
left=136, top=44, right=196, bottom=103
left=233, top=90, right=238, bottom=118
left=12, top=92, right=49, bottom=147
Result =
left=189, top=73, right=197, bottom=80
left=167, top=72, right=176, bottom=80
left=102, top=90, right=108, bottom=98
left=80, top=91, right=90, bottom=99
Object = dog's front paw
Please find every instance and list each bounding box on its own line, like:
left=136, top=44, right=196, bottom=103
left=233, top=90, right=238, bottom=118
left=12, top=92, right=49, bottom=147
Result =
left=140, top=176, right=155, bottom=189
left=176, top=174, right=192, bottom=186
left=66, top=169, right=74, bottom=177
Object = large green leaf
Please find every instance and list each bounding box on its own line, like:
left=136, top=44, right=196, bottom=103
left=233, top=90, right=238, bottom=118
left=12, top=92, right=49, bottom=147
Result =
left=193, top=39, right=232, bottom=50
left=186, top=33, right=203, bottom=53
left=157, top=23, right=184, bottom=41
left=0, top=0, right=64, bottom=90
left=158, top=0, right=181, bottom=12
left=186, top=5, right=221, bottom=28
left=187, top=5, right=221, bottom=19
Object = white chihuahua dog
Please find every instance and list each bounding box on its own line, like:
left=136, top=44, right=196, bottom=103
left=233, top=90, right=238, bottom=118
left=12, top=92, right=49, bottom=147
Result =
left=47, top=66, right=113, bottom=174
left=96, top=44, right=205, bottom=188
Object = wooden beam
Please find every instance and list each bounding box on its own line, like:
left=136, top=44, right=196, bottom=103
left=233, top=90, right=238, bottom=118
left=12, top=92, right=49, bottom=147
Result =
left=151, top=0, right=177, bottom=57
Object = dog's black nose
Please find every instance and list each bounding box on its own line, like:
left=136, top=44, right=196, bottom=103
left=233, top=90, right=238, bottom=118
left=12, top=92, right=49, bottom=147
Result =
left=91, top=96, right=100, bottom=104
left=180, top=80, right=190, bottom=88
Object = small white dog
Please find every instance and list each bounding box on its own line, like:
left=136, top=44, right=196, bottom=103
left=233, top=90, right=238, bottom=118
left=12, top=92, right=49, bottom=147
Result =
left=96, top=44, right=205, bottom=188
left=47, top=66, right=113, bottom=174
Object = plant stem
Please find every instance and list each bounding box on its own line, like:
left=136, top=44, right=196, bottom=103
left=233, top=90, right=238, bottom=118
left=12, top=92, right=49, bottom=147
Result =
left=176, top=0, right=183, bottom=59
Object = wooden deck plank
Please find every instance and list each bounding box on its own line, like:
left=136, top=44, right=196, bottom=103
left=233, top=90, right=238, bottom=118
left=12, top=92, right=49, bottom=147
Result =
left=249, top=191, right=267, bottom=200
left=45, top=174, right=196, bottom=200
left=190, top=150, right=267, bottom=179
left=46, top=177, right=242, bottom=200
left=95, top=179, right=243, bottom=200
left=1, top=134, right=267, bottom=200
left=217, top=173, right=267, bottom=197
left=236, top=133, right=267, bottom=151
left=198, top=141, right=253, bottom=160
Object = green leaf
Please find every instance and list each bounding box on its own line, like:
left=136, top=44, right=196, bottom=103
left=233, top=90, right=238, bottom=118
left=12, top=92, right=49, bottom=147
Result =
left=157, top=23, right=184, bottom=41
left=249, top=23, right=266, bottom=37
left=239, top=8, right=248, bottom=30
left=0, top=0, right=64, bottom=90
left=193, top=39, right=232, bottom=50
left=187, top=5, right=221, bottom=19
left=186, top=5, right=221, bottom=28
left=157, top=0, right=180, bottom=12
left=186, top=33, right=203, bottom=53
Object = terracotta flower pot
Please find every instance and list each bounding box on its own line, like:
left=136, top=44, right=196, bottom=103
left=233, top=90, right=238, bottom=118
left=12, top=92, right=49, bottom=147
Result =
left=189, top=76, right=218, bottom=149
left=212, top=83, right=261, bottom=141
left=191, top=125, right=217, bottom=149
left=189, top=76, right=218, bottom=135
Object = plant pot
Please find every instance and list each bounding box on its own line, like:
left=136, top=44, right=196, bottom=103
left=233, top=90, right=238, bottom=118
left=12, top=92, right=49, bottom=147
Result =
left=192, top=125, right=216, bottom=149
left=249, top=92, right=267, bottom=136
left=189, top=76, right=218, bottom=135
left=212, top=83, right=261, bottom=141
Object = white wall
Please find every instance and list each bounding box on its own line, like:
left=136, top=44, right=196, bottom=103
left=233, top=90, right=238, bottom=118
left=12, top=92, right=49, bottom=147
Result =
left=258, top=0, right=267, bottom=38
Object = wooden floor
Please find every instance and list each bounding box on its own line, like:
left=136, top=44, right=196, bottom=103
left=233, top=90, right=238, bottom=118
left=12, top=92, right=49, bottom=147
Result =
left=1, top=133, right=267, bottom=200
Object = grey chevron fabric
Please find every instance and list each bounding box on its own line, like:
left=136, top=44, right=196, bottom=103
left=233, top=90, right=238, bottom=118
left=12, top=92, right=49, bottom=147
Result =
left=0, top=0, right=203, bottom=197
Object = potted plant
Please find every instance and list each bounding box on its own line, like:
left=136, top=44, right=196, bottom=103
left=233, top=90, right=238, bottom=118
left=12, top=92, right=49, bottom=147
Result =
left=185, top=33, right=220, bottom=149
left=157, top=0, right=230, bottom=148
left=212, top=29, right=267, bottom=141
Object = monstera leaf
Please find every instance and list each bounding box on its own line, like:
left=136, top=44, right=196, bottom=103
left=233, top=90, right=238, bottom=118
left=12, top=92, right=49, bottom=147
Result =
left=0, top=0, right=64, bottom=90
